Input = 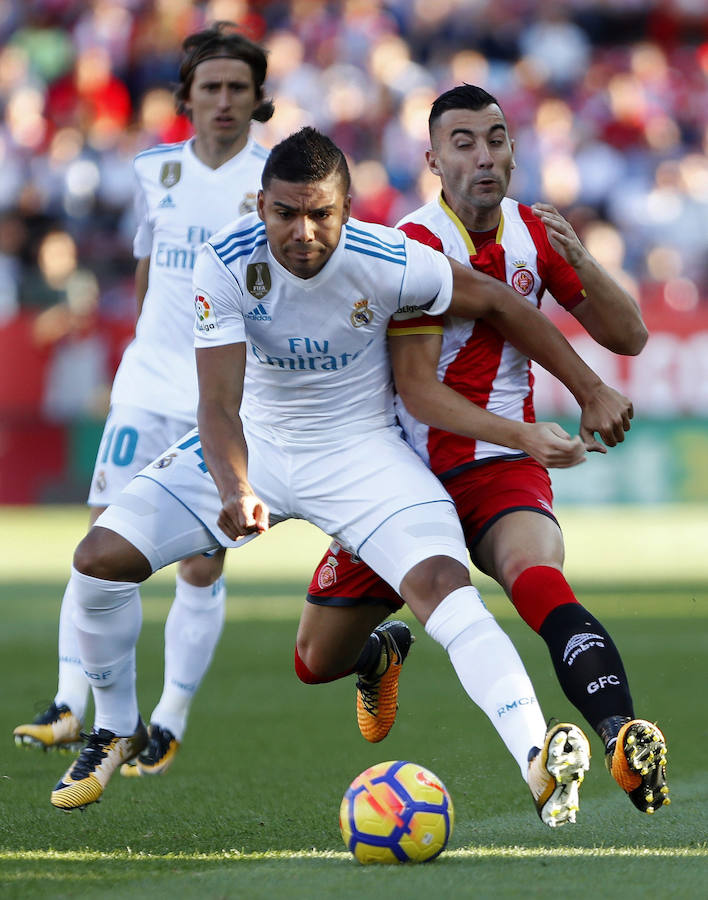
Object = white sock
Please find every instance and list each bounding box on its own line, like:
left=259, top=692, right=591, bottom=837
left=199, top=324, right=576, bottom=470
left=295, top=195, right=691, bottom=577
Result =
left=150, top=574, right=226, bottom=741
left=70, top=566, right=142, bottom=735
left=54, top=573, right=90, bottom=722
left=425, top=586, right=547, bottom=777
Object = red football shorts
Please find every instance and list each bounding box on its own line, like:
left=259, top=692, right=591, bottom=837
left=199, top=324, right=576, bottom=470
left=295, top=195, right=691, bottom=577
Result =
left=306, top=456, right=557, bottom=606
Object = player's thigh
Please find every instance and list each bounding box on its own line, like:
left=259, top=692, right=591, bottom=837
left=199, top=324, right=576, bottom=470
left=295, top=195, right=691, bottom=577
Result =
left=293, top=428, right=467, bottom=587
left=357, top=498, right=469, bottom=597
left=447, top=457, right=563, bottom=587
left=95, top=476, right=220, bottom=575
left=123, top=426, right=286, bottom=556
left=88, top=405, right=194, bottom=506
left=475, top=509, right=565, bottom=593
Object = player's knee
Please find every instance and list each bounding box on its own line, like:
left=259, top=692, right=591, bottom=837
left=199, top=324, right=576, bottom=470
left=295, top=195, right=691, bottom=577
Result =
left=295, top=641, right=326, bottom=681
left=294, top=643, right=320, bottom=683
left=503, top=558, right=561, bottom=593
left=178, top=549, right=225, bottom=587
left=73, top=526, right=151, bottom=583
left=401, top=556, right=469, bottom=609
left=294, top=641, right=347, bottom=683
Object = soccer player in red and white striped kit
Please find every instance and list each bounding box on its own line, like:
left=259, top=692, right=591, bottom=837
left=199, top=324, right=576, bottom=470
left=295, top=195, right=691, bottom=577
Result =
left=301, top=85, right=669, bottom=816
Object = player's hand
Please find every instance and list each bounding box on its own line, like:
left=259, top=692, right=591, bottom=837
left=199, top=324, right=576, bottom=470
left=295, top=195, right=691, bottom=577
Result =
left=532, top=203, right=586, bottom=268
left=579, top=384, right=633, bottom=452
left=519, top=422, right=586, bottom=468
left=218, top=490, right=270, bottom=540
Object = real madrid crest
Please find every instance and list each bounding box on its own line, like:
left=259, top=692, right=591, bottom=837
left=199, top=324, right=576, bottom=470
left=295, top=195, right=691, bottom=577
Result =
left=153, top=452, right=177, bottom=469
left=160, top=161, right=182, bottom=188
left=239, top=192, right=257, bottom=214
left=247, top=262, right=271, bottom=299
left=350, top=298, right=373, bottom=328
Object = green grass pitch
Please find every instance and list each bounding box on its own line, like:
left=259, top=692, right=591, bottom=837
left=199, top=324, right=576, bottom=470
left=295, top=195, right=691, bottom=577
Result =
left=0, top=505, right=707, bottom=898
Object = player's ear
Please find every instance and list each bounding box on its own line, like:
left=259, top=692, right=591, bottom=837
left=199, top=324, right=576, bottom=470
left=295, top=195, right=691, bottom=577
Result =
left=256, top=189, right=265, bottom=221
left=426, top=149, right=441, bottom=176
left=342, top=194, right=351, bottom=223
left=510, top=138, right=516, bottom=170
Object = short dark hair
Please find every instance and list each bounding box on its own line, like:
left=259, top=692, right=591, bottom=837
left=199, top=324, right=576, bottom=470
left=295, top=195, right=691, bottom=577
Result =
left=262, top=127, right=351, bottom=193
left=175, top=21, right=274, bottom=122
left=429, top=84, right=502, bottom=134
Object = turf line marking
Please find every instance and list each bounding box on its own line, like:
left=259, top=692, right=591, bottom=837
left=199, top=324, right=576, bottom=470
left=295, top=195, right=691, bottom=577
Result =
left=4, top=846, right=707, bottom=863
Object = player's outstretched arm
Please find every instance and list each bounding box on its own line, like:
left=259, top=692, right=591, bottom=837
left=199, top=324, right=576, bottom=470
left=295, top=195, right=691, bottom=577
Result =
left=446, top=258, right=633, bottom=451
left=196, top=342, right=269, bottom=540
left=531, top=202, right=648, bottom=355
left=390, top=330, right=585, bottom=468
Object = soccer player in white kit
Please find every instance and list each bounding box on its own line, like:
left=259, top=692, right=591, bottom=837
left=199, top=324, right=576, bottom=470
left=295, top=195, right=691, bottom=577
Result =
left=14, top=23, right=272, bottom=777
left=49, top=127, right=628, bottom=820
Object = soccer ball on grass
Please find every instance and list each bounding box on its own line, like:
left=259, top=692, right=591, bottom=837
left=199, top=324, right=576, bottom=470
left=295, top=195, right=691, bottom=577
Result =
left=339, top=760, right=454, bottom=864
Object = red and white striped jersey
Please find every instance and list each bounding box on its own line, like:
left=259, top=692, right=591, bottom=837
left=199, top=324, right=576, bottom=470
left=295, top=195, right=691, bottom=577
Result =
left=388, top=194, right=585, bottom=479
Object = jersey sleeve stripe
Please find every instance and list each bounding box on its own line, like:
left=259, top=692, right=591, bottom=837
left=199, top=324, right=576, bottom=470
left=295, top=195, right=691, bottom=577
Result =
left=345, top=233, right=407, bottom=258
left=344, top=243, right=406, bottom=265
left=212, top=223, right=265, bottom=254
left=219, top=237, right=268, bottom=264
left=345, top=224, right=406, bottom=253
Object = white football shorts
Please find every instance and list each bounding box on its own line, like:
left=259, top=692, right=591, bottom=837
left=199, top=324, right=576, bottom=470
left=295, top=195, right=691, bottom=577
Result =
left=95, top=422, right=469, bottom=592
left=87, top=404, right=195, bottom=507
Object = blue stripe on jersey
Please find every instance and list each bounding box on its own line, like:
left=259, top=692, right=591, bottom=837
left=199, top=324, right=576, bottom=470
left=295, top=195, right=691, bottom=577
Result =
left=212, top=223, right=265, bottom=257
left=346, top=223, right=406, bottom=254
left=212, top=222, right=264, bottom=250
left=344, top=243, right=406, bottom=266
left=134, top=142, right=185, bottom=160
left=221, top=236, right=267, bottom=263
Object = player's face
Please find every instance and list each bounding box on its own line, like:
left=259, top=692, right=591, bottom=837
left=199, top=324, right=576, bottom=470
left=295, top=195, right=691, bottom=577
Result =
left=427, top=105, right=515, bottom=226
left=184, top=58, right=259, bottom=151
left=257, top=173, right=351, bottom=279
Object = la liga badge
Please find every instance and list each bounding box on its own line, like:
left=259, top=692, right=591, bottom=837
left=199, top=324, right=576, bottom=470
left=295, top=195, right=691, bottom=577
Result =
left=194, top=290, right=219, bottom=333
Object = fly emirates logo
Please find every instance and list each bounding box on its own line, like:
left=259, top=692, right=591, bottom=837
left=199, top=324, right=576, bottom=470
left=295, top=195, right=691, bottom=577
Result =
left=250, top=336, right=374, bottom=371
left=154, top=226, right=212, bottom=271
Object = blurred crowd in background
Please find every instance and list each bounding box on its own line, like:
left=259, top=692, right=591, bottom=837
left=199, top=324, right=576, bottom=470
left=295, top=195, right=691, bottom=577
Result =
left=1, top=0, right=707, bottom=503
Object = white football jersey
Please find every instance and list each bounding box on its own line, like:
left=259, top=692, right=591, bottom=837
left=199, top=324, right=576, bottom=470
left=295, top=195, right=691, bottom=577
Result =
left=110, top=137, right=268, bottom=422
left=192, top=214, right=453, bottom=438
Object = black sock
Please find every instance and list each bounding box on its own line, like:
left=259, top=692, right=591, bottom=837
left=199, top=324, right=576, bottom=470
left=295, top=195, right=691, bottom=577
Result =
left=539, top=603, right=634, bottom=738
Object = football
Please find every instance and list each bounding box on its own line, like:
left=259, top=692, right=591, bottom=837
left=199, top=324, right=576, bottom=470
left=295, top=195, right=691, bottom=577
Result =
left=339, top=760, right=454, bottom=864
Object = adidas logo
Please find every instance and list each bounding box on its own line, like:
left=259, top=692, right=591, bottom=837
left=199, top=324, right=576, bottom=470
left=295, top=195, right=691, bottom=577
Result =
left=245, top=303, right=271, bottom=321
left=158, top=194, right=175, bottom=208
